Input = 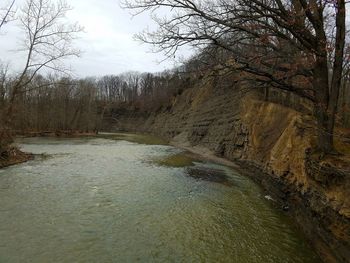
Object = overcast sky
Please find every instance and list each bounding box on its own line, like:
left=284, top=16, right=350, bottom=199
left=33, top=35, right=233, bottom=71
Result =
left=0, top=0, right=190, bottom=77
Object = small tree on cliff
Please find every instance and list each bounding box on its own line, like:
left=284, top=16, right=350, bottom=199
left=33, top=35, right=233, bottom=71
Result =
left=123, top=0, right=348, bottom=154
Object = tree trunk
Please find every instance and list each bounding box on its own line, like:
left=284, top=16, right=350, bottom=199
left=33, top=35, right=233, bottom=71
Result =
left=326, top=0, right=346, bottom=151
left=264, top=87, right=269, bottom=101
left=313, top=54, right=334, bottom=153
left=315, top=102, right=333, bottom=153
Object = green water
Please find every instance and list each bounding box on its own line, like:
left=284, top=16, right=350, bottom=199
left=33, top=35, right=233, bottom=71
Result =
left=0, top=135, right=319, bottom=262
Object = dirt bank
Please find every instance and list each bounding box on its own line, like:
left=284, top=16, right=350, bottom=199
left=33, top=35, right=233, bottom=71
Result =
left=0, top=147, right=33, bottom=169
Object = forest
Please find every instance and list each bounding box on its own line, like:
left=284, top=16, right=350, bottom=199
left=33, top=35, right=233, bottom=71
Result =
left=0, top=0, right=349, bottom=156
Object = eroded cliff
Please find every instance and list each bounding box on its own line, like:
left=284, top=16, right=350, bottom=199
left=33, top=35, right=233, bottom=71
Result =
left=108, top=76, right=350, bottom=263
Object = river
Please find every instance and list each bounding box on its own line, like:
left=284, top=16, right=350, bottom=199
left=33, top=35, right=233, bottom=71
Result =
left=0, top=134, right=320, bottom=262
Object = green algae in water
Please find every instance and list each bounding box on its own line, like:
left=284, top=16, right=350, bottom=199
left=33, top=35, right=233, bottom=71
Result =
left=186, top=166, right=233, bottom=186
left=97, top=132, right=167, bottom=145
left=153, top=153, right=198, bottom=167
left=154, top=154, right=234, bottom=186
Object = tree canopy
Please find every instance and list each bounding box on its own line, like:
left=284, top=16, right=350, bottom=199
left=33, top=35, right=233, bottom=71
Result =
left=124, top=0, right=349, bottom=153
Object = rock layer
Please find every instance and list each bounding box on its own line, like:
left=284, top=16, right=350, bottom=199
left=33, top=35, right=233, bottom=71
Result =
left=107, top=76, right=350, bottom=263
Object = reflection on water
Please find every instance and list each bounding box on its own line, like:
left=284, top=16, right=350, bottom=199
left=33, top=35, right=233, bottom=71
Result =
left=0, top=136, right=319, bottom=262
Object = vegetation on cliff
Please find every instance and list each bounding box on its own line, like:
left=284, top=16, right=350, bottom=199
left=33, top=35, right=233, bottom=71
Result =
left=123, top=0, right=349, bottom=155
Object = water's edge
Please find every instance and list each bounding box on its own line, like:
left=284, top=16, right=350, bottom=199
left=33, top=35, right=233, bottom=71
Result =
left=168, top=139, right=346, bottom=263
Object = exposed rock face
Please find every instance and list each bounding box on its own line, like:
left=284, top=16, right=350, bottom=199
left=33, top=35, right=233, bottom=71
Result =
left=106, top=76, right=350, bottom=263
left=238, top=100, right=350, bottom=263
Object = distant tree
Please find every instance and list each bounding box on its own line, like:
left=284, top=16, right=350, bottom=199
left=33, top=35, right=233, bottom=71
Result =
left=121, top=71, right=140, bottom=102
left=139, top=73, right=154, bottom=98
left=124, top=0, right=348, bottom=154
left=0, top=64, right=9, bottom=105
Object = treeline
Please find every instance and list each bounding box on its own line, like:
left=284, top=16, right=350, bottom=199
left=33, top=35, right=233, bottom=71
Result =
left=2, top=57, right=349, bottom=136
left=0, top=69, right=192, bottom=133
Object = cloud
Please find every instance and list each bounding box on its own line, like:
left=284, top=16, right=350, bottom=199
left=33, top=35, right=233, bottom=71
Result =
left=0, top=0, right=190, bottom=77
left=63, top=0, right=186, bottom=76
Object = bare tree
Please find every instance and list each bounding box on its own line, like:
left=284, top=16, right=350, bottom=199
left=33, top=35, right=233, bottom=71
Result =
left=123, top=0, right=348, bottom=154
left=0, top=0, right=16, bottom=30
left=121, top=71, right=140, bottom=101
left=10, top=0, right=81, bottom=112
left=0, top=0, right=82, bottom=148
left=0, top=64, right=10, bottom=104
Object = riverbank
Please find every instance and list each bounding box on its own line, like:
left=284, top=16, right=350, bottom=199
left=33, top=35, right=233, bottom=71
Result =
left=16, top=130, right=98, bottom=138
left=168, top=133, right=349, bottom=263
left=104, top=76, right=350, bottom=263
left=0, top=130, right=98, bottom=169
left=0, top=147, right=33, bottom=169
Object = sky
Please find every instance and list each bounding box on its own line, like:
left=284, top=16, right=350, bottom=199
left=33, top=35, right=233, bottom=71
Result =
left=0, top=0, right=190, bottom=77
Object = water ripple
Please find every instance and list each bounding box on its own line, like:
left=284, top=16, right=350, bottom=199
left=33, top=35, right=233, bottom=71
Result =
left=0, top=136, right=320, bottom=263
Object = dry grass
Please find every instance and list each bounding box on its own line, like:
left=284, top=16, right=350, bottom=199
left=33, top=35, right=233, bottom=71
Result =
left=334, top=138, right=350, bottom=156
left=334, top=127, right=350, bottom=157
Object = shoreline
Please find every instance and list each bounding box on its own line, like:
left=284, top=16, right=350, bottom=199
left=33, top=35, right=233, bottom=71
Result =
left=1, top=131, right=97, bottom=169
left=16, top=130, right=98, bottom=138
left=0, top=147, right=34, bottom=169
left=170, top=141, right=240, bottom=169
left=169, top=138, right=345, bottom=263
